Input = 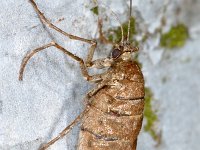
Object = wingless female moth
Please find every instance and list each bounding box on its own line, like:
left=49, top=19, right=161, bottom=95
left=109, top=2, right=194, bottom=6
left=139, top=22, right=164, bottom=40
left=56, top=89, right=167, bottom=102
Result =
left=19, top=0, right=145, bottom=149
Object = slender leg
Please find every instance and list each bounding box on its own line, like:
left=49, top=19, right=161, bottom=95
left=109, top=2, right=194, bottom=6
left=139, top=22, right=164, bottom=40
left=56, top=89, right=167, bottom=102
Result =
left=19, top=41, right=102, bottom=82
left=19, top=42, right=55, bottom=81
left=85, top=41, right=97, bottom=67
left=28, top=1, right=114, bottom=70
left=87, top=79, right=108, bottom=98
left=89, top=58, right=114, bottom=69
left=29, top=0, right=100, bottom=68
left=39, top=107, right=90, bottom=150
left=29, top=0, right=94, bottom=44
left=53, top=42, right=98, bottom=81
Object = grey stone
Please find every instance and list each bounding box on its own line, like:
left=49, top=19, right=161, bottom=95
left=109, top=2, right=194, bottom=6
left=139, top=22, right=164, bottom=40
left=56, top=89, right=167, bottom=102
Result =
left=1, top=0, right=200, bottom=150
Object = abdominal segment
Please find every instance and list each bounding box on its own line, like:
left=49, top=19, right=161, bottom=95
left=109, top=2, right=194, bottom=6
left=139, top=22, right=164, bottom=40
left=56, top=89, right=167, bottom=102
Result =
left=77, top=85, right=144, bottom=150
left=77, top=61, right=145, bottom=150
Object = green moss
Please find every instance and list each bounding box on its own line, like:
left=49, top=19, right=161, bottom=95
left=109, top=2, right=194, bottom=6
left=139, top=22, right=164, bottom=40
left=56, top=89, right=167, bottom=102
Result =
left=90, top=6, right=99, bottom=15
left=144, top=87, right=159, bottom=141
left=107, top=17, right=136, bottom=43
left=160, top=24, right=189, bottom=49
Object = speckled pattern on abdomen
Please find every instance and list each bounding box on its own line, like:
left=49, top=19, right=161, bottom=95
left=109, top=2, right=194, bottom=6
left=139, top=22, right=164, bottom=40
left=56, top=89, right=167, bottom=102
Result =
left=77, top=61, right=145, bottom=150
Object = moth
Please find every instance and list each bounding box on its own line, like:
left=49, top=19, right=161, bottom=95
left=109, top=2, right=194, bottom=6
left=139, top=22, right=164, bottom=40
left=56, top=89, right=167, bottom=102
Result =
left=19, top=0, right=145, bottom=149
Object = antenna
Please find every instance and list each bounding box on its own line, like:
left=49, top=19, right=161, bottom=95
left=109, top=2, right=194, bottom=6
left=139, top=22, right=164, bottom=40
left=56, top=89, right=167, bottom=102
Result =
left=97, top=2, right=124, bottom=42
left=127, top=0, right=132, bottom=42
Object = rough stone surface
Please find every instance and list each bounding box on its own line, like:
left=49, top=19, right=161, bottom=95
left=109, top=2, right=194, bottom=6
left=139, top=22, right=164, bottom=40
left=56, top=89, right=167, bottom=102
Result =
left=0, top=0, right=200, bottom=150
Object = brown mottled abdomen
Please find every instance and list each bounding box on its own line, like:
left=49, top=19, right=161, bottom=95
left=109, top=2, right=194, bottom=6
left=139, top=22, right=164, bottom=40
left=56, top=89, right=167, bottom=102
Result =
left=78, top=61, right=144, bottom=150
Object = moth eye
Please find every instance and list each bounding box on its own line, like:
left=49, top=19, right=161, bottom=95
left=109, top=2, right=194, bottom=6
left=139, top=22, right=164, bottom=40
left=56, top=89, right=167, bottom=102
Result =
left=111, top=49, right=122, bottom=59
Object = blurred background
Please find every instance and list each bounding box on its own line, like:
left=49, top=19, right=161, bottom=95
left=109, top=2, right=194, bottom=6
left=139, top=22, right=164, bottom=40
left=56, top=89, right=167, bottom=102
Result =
left=0, top=0, right=200, bottom=150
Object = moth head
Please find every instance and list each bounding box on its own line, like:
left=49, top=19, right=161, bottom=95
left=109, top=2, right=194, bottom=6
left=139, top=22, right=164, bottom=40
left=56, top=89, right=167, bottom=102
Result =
left=111, top=42, right=139, bottom=60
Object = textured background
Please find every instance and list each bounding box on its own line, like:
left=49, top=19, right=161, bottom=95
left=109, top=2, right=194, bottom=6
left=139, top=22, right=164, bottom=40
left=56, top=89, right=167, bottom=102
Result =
left=0, top=0, right=200, bottom=150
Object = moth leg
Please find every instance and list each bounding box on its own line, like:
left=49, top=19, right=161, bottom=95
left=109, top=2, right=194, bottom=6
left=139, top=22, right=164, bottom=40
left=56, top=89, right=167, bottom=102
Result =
left=19, top=41, right=103, bottom=82
left=84, top=19, right=115, bottom=68
left=98, top=18, right=114, bottom=45
left=87, top=79, right=108, bottom=98
left=83, top=79, right=109, bottom=106
left=85, top=41, right=114, bottom=69
left=19, top=42, right=55, bottom=81
left=39, top=107, right=90, bottom=150
left=29, top=0, right=100, bottom=70
left=29, top=0, right=94, bottom=44
left=85, top=40, right=97, bottom=67
left=89, top=58, right=114, bottom=69
left=29, top=1, right=112, bottom=69
left=53, top=43, right=111, bottom=83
